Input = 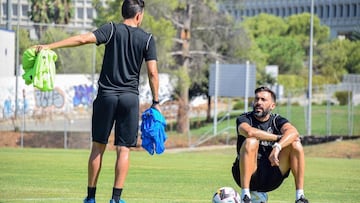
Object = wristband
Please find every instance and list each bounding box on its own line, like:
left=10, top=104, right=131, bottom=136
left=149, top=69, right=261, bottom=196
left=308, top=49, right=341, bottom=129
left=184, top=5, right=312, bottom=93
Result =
left=272, top=142, right=282, bottom=151
left=152, top=100, right=160, bottom=105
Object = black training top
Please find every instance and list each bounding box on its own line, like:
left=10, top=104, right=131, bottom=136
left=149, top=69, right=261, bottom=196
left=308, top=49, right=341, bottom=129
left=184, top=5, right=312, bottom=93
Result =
left=93, top=22, right=157, bottom=95
left=236, top=112, right=288, bottom=156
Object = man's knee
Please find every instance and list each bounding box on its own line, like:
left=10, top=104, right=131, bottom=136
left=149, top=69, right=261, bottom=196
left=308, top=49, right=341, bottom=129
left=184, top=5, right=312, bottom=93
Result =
left=279, top=140, right=304, bottom=162
left=92, top=142, right=106, bottom=153
left=241, top=137, right=259, bottom=153
left=291, top=140, right=304, bottom=153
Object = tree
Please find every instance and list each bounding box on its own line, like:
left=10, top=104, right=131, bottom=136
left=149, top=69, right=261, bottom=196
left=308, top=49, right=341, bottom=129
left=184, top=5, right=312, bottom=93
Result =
left=241, top=13, right=305, bottom=82
left=242, top=13, right=288, bottom=38
left=315, top=39, right=348, bottom=83
left=286, top=13, right=330, bottom=55
left=256, top=36, right=304, bottom=74
left=160, top=0, right=249, bottom=133
left=29, top=0, right=73, bottom=39
left=345, top=41, right=360, bottom=74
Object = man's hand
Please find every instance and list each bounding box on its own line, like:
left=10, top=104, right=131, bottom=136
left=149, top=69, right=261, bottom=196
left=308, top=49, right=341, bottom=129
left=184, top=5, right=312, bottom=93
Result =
left=32, top=45, right=50, bottom=53
left=151, top=103, right=161, bottom=112
left=269, top=144, right=281, bottom=166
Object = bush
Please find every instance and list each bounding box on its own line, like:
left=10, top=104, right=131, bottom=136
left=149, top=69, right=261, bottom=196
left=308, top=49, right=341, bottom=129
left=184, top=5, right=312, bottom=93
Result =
left=334, top=91, right=352, bottom=105
left=233, top=100, right=245, bottom=110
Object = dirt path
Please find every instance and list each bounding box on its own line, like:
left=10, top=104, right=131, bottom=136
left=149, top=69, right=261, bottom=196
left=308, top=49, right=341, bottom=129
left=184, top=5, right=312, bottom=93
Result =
left=1, top=131, right=360, bottom=159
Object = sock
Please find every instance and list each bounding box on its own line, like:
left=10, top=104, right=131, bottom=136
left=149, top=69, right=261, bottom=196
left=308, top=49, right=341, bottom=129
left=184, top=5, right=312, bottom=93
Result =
left=87, top=187, right=96, bottom=200
left=296, top=189, right=304, bottom=200
left=241, top=188, right=251, bottom=199
left=112, top=187, right=123, bottom=201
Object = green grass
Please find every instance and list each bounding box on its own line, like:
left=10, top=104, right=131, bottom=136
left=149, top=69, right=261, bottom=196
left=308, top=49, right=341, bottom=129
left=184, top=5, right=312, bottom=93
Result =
left=274, top=105, right=360, bottom=136
left=189, top=105, right=360, bottom=137
left=1, top=147, right=360, bottom=203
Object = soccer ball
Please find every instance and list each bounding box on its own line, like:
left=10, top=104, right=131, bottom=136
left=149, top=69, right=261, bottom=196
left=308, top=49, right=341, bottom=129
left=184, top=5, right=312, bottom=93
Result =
left=212, top=187, right=241, bottom=203
left=250, top=191, right=268, bottom=203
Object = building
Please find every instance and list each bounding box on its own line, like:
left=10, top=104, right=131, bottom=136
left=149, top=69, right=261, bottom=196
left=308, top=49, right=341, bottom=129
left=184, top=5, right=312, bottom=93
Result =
left=0, top=0, right=101, bottom=32
left=218, top=0, right=360, bottom=38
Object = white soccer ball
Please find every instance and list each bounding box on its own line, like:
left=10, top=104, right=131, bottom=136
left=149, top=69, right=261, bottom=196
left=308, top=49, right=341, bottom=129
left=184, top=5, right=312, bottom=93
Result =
left=250, top=191, right=268, bottom=203
left=212, top=187, right=241, bottom=203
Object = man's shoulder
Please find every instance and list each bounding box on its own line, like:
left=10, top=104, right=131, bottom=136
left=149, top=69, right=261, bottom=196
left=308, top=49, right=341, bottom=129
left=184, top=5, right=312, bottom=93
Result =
left=270, top=113, right=287, bottom=121
left=236, top=112, right=253, bottom=125
left=115, top=23, right=152, bottom=37
left=269, top=113, right=289, bottom=130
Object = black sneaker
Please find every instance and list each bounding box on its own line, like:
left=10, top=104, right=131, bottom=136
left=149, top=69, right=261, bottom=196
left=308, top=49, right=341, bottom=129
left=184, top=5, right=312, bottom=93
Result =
left=295, top=195, right=309, bottom=203
left=242, top=195, right=252, bottom=203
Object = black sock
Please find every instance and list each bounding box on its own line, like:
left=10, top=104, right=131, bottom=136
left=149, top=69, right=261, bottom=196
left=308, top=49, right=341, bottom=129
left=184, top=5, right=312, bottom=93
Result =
left=87, top=187, right=96, bottom=200
left=112, top=187, right=123, bottom=201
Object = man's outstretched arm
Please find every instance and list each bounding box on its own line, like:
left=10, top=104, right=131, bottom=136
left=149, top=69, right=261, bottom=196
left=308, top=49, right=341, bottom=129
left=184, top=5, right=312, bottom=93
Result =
left=35, top=32, right=97, bottom=50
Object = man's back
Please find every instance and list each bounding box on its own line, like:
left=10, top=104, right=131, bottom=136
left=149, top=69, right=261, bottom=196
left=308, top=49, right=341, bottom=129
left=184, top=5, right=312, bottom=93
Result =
left=93, top=23, right=157, bottom=95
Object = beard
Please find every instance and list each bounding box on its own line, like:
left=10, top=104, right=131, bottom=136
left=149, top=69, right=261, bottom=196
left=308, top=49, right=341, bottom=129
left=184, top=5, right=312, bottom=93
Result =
left=253, top=106, right=271, bottom=118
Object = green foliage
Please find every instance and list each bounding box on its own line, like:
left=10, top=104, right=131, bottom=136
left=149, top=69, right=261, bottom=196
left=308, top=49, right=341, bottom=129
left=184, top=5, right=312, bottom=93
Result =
left=344, top=40, right=360, bottom=74
left=334, top=91, right=352, bottom=105
left=242, top=13, right=288, bottom=38
left=18, top=28, right=37, bottom=65
left=312, top=75, right=332, bottom=87
left=278, top=74, right=307, bottom=92
left=241, top=12, right=338, bottom=87
left=29, top=0, right=73, bottom=38
left=233, top=100, right=245, bottom=110
left=256, top=36, right=305, bottom=74
left=92, top=0, right=122, bottom=25
left=173, top=67, right=191, bottom=98
left=142, top=14, right=176, bottom=70
left=348, top=26, right=360, bottom=41
left=278, top=74, right=332, bottom=94
left=41, top=28, right=100, bottom=73
left=286, top=13, right=330, bottom=52
left=315, top=39, right=350, bottom=83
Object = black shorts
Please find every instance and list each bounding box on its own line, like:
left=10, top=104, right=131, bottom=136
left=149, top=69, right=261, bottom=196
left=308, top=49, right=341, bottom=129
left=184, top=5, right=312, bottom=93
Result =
left=232, top=156, right=290, bottom=192
left=92, top=93, right=139, bottom=147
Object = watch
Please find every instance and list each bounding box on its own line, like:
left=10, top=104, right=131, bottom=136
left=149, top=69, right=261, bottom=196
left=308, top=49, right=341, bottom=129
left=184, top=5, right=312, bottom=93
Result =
left=152, top=100, right=160, bottom=105
left=272, top=142, right=282, bottom=151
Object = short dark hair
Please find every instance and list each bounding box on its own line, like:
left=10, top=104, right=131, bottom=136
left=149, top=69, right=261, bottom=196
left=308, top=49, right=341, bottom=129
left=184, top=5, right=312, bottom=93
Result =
left=122, top=0, right=145, bottom=19
left=254, top=86, right=276, bottom=103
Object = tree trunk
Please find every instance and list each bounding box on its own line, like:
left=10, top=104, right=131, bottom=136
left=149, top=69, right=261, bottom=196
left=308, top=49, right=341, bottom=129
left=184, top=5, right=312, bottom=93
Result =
left=176, top=3, right=192, bottom=134
left=206, top=96, right=211, bottom=122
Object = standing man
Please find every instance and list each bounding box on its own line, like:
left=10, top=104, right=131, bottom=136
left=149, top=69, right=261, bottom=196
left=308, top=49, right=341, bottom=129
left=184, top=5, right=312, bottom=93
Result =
left=34, top=1, right=159, bottom=203
left=232, top=86, right=309, bottom=203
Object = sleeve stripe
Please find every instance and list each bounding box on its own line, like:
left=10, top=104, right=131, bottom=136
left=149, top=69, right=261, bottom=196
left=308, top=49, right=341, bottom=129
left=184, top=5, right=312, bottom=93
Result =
left=146, top=34, right=152, bottom=51
left=105, top=22, right=114, bottom=45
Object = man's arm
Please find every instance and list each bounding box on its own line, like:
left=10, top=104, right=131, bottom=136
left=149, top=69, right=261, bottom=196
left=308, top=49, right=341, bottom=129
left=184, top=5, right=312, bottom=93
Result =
left=269, top=122, right=300, bottom=166
left=277, top=122, right=300, bottom=149
left=146, top=60, right=159, bottom=108
left=35, top=32, right=97, bottom=50
left=238, top=122, right=279, bottom=141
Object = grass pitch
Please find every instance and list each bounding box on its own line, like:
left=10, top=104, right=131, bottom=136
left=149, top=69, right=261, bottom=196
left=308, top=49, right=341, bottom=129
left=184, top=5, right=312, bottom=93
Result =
left=0, top=145, right=359, bottom=203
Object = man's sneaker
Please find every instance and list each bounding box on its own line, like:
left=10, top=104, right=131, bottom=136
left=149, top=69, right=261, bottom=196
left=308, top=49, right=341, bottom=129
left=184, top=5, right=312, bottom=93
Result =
left=295, top=195, right=309, bottom=203
left=83, top=198, right=95, bottom=203
left=109, top=199, right=126, bottom=203
left=242, top=195, right=252, bottom=203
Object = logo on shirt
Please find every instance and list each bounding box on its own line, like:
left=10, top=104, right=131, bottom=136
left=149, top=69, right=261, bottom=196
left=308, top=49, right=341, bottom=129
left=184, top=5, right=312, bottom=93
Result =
left=259, top=127, right=274, bottom=146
